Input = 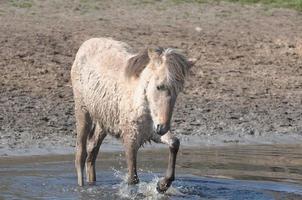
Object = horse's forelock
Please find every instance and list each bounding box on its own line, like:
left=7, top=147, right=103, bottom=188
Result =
left=163, top=49, right=191, bottom=93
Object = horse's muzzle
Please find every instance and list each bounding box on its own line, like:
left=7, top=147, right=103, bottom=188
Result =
left=155, top=124, right=170, bottom=136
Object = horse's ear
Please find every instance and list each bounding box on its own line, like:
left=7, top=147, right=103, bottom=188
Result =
left=125, top=49, right=150, bottom=79
left=148, top=47, right=164, bottom=63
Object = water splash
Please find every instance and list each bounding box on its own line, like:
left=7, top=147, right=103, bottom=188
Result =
left=111, top=168, right=184, bottom=200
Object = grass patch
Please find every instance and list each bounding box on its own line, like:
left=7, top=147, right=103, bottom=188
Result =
left=171, top=0, right=208, bottom=4
left=169, top=0, right=302, bottom=11
left=222, top=0, right=302, bottom=11
left=75, top=0, right=103, bottom=14
left=131, top=0, right=157, bottom=5
left=9, top=0, right=33, bottom=8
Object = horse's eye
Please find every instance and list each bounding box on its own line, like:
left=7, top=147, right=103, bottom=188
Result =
left=156, top=85, right=166, bottom=91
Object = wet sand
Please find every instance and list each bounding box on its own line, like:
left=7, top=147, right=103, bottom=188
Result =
left=1, top=0, right=302, bottom=150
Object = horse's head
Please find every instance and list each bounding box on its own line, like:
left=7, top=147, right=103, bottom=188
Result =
left=125, top=47, right=197, bottom=136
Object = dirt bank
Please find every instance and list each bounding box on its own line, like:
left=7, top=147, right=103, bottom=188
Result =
left=0, top=0, right=302, bottom=154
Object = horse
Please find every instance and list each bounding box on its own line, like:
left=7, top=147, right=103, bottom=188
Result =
left=70, top=37, right=195, bottom=193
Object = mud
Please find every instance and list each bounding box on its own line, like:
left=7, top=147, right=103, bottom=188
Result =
left=1, top=0, right=302, bottom=153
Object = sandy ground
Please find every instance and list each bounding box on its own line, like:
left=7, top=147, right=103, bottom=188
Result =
left=1, top=0, right=302, bottom=154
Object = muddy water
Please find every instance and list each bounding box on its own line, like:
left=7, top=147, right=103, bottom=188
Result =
left=1, top=145, right=302, bottom=199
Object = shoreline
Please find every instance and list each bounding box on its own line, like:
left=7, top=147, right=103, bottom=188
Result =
left=1, top=133, right=302, bottom=157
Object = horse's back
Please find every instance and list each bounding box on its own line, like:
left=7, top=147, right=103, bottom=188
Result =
left=71, top=37, right=131, bottom=76
left=71, top=37, right=132, bottom=93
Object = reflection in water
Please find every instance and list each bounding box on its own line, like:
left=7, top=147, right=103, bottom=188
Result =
left=0, top=144, right=302, bottom=199
left=177, top=144, right=302, bottom=184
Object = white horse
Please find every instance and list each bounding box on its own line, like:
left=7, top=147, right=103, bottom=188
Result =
left=71, top=38, right=195, bottom=193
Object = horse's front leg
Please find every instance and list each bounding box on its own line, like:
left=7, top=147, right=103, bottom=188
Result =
left=155, top=132, right=180, bottom=193
left=123, top=137, right=139, bottom=184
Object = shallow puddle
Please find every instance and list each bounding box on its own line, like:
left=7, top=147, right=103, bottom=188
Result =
left=0, top=144, right=302, bottom=199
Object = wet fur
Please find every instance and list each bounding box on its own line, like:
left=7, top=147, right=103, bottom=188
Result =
left=71, top=37, right=192, bottom=191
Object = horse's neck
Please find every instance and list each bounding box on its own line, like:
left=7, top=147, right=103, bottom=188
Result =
left=123, top=74, right=151, bottom=120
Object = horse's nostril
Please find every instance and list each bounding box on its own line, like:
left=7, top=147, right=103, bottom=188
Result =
left=156, top=124, right=162, bottom=133
left=156, top=124, right=170, bottom=135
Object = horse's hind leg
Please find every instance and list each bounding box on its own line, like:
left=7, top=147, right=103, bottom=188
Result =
left=74, top=104, right=92, bottom=186
left=86, top=124, right=107, bottom=184
left=152, top=132, right=180, bottom=193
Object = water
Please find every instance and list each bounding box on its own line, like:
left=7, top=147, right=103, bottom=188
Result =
left=1, top=145, right=302, bottom=199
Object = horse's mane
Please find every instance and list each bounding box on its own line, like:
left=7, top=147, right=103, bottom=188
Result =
left=124, top=49, right=150, bottom=79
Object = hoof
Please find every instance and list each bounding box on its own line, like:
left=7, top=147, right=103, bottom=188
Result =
left=78, top=180, right=84, bottom=187
left=128, top=177, right=139, bottom=185
left=87, top=181, right=96, bottom=186
left=156, top=178, right=171, bottom=194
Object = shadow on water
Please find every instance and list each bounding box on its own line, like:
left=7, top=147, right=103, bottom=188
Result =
left=1, top=144, right=302, bottom=199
